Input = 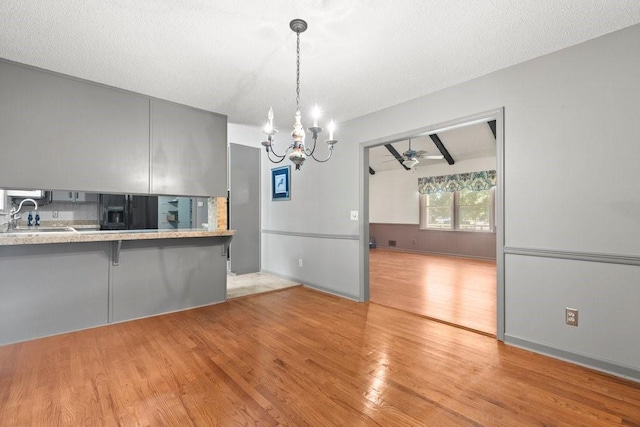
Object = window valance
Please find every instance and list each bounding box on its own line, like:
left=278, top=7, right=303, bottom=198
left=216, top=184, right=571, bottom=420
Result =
left=418, top=170, right=496, bottom=194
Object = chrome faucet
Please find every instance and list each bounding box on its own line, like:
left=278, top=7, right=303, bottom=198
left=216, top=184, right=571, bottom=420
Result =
left=8, top=198, right=39, bottom=231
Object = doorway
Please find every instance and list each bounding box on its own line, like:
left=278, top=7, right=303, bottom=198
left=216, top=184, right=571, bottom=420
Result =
left=360, top=109, right=505, bottom=339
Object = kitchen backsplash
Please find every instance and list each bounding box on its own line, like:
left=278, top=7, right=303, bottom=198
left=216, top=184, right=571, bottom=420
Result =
left=15, top=201, right=99, bottom=226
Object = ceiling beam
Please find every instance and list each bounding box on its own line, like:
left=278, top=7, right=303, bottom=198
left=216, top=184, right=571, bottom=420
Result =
left=369, top=167, right=376, bottom=175
left=429, top=134, right=455, bottom=165
left=384, top=144, right=410, bottom=170
left=488, top=120, right=497, bottom=139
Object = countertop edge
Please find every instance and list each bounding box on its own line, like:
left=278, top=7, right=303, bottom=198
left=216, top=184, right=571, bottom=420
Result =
left=0, top=229, right=235, bottom=246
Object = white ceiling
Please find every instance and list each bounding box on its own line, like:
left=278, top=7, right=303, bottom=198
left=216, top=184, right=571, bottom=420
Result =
left=1, top=1, right=640, bottom=131
left=369, top=120, right=496, bottom=172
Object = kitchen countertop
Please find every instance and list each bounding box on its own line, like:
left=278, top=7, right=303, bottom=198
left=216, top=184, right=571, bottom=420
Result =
left=0, top=228, right=235, bottom=246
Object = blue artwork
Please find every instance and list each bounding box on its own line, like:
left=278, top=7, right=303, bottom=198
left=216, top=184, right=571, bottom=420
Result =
left=271, top=165, right=290, bottom=201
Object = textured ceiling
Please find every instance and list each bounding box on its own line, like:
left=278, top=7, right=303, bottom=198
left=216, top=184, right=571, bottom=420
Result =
left=369, top=121, right=496, bottom=172
left=1, top=1, right=640, bottom=129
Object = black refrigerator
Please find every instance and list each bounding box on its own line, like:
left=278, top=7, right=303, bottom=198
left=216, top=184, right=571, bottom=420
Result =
left=99, top=195, right=158, bottom=230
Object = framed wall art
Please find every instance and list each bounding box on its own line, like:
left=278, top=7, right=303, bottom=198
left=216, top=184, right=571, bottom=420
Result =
left=271, top=165, right=291, bottom=201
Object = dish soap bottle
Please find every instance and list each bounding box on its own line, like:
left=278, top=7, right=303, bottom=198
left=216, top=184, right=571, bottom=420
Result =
left=35, top=211, right=40, bottom=226
left=27, top=211, right=33, bottom=226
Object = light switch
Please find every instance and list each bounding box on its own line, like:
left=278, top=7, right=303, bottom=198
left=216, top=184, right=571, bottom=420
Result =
left=350, top=210, right=359, bottom=221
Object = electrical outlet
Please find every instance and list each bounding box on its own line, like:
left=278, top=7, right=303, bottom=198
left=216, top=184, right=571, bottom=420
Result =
left=52, top=210, right=59, bottom=218
left=298, top=258, right=303, bottom=268
left=350, top=210, right=359, bottom=221
left=566, top=308, right=578, bottom=326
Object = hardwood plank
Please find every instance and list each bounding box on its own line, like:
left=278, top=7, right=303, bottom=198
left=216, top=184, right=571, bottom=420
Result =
left=370, top=248, right=496, bottom=335
left=0, top=287, right=639, bottom=425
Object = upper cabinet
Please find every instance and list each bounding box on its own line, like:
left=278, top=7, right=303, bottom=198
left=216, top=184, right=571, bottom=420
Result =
left=151, top=100, right=227, bottom=197
left=0, top=60, right=228, bottom=197
left=51, top=191, right=98, bottom=203
left=0, top=60, right=150, bottom=194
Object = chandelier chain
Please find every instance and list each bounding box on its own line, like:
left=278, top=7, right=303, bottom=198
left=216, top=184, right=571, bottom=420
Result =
left=296, top=30, right=301, bottom=111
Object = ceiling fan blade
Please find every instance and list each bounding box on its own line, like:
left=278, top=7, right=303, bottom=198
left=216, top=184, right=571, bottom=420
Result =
left=414, top=150, right=444, bottom=160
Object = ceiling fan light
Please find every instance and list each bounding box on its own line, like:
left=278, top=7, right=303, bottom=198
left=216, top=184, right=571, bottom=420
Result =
left=403, top=158, right=419, bottom=168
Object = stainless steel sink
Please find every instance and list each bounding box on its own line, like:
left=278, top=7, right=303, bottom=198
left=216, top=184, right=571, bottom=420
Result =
left=9, top=226, right=78, bottom=234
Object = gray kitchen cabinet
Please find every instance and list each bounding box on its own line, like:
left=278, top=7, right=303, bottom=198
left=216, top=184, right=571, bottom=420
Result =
left=0, top=60, right=150, bottom=194
left=110, top=238, right=228, bottom=322
left=151, top=99, right=227, bottom=197
left=0, top=235, right=231, bottom=345
left=51, top=190, right=98, bottom=203
left=0, top=242, right=110, bottom=346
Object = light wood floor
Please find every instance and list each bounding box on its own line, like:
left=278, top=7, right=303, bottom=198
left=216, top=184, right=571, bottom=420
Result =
left=1, top=287, right=639, bottom=425
left=370, top=248, right=497, bottom=335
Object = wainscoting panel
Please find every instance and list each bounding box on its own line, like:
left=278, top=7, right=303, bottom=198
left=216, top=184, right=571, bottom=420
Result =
left=369, top=223, right=496, bottom=259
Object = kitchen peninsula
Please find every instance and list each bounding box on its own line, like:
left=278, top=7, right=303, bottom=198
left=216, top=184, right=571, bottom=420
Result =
left=0, top=59, right=232, bottom=346
left=0, top=224, right=234, bottom=347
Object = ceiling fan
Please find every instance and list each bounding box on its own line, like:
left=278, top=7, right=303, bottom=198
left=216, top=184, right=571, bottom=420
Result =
left=386, top=139, right=443, bottom=169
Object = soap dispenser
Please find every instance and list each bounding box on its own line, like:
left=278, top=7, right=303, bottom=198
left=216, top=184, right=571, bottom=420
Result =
left=35, top=211, right=40, bottom=227
left=27, top=211, right=33, bottom=226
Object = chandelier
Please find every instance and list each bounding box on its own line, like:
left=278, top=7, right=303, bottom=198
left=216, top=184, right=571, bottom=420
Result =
left=261, top=19, right=337, bottom=170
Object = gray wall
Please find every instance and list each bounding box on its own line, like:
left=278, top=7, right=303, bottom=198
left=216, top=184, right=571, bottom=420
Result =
left=259, top=149, right=360, bottom=299
left=260, top=24, right=640, bottom=380
left=227, top=123, right=361, bottom=300
left=370, top=223, right=496, bottom=259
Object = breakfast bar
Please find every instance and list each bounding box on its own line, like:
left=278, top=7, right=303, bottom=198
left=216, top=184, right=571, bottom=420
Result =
left=0, top=228, right=234, bottom=346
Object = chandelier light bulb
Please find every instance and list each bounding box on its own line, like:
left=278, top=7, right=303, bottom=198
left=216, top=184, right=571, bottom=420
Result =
left=268, top=106, right=274, bottom=127
left=328, top=120, right=335, bottom=140
left=312, top=105, right=320, bottom=127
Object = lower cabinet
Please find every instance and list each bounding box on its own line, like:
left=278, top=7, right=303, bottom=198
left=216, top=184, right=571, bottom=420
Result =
left=0, top=242, right=110, bottom=346
left=0, top=238, right=229, bottom=346
left=110, top=239, right=227, bottom=322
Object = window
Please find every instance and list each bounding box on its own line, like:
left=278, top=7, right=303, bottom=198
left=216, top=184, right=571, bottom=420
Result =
left=418, top=170, right=496, bottom=232
left=420, top=187, right=495, bottom=232
left=458, top=188, right=493, bottom=231
left=423, top=192, right=453, bottom=229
